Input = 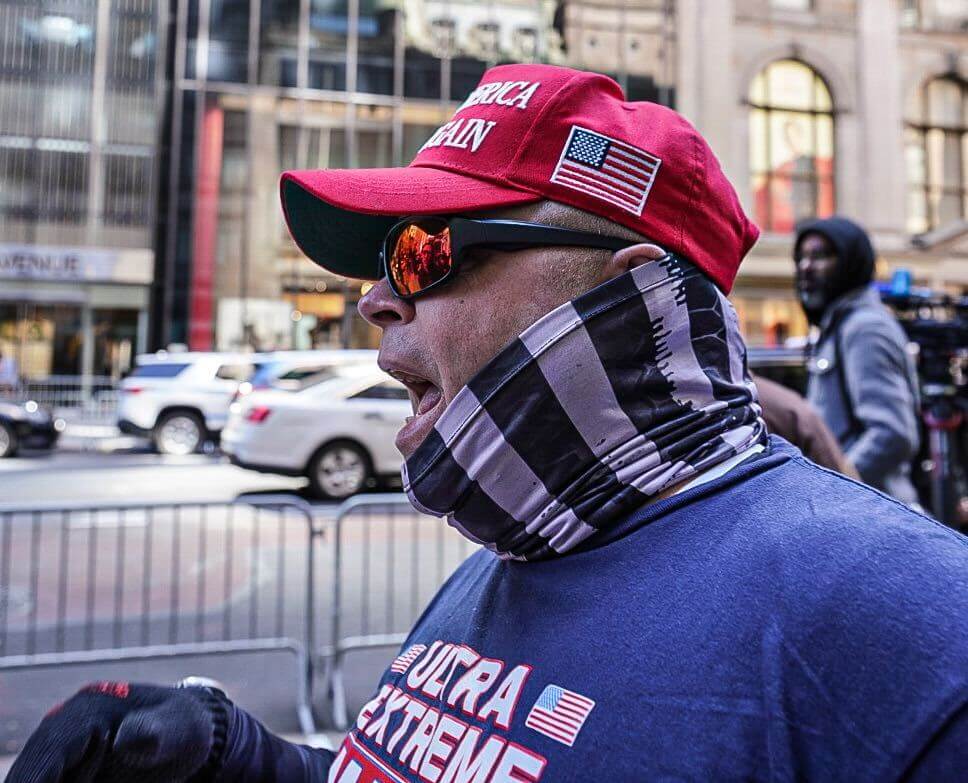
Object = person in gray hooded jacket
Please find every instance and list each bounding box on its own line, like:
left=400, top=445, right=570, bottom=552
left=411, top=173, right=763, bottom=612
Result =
left=794, top=216, right=921, bottom=505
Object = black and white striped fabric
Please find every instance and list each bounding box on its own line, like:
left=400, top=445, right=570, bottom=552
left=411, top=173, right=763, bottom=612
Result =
left=403, top=254, right=766, bottom=561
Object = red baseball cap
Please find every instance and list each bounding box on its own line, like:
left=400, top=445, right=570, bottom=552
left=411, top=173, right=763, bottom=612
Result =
left=280, top=63, right=759, bottom=293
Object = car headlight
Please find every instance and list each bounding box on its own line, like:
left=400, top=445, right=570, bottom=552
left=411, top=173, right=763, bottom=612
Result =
left=24, top=400, right=38, bottom=414
left=54, top=418, right=67, bottom=432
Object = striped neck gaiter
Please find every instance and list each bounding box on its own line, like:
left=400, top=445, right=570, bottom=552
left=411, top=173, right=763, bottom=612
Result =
left=402, top=254, right=766, bottom=561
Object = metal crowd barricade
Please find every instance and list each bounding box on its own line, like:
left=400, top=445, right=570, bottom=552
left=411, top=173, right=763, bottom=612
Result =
left=0, top=497, right=322, bottom=734
left=6, top=375, right=119, bottom=425
left=322, top=494, right=476, bottom=728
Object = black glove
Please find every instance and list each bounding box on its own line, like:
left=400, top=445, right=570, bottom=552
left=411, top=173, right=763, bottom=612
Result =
left=4, top=682, right=228, bottom=783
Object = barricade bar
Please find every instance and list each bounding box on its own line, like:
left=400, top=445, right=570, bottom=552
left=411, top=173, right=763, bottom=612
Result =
left=0, top=493, right=477, bottom=735
left=0, top=497, right=321, bottom=734
left=323, top=494, right=476, bottom=728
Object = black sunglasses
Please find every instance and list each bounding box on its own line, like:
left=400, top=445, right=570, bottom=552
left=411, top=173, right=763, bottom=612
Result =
left=380, top=216, right=641, bottom=300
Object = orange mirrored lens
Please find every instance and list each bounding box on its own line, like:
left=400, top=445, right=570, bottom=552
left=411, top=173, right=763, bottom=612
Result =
left=389, top=222, right=453, bottom=296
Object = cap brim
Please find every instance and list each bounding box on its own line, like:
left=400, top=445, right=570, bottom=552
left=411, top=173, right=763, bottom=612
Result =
left=280, top=166, right=542, bottom=280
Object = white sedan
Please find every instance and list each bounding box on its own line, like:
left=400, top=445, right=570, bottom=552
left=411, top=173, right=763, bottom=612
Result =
left=221, top=366, right=410, bottom=499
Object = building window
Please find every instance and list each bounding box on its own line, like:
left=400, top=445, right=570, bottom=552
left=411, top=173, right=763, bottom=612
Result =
left=905, top=77, right=967, bottom=234
left=749, top=59, right=835, bottom=234
left=103, top=152, right=152, bottom=226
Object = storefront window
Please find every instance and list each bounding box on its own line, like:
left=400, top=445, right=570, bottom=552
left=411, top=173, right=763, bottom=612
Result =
left=0, top=302, right=82, bottom=378
left=749, top=59, right=835, bottom=233
left=93, top=308, right=138, bottom=378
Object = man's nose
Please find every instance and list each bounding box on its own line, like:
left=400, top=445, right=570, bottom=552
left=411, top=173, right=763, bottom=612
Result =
left=358, top=277, right=415, bottom=328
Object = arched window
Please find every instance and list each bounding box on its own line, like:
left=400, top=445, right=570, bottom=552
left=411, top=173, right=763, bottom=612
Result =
left=905, top=77, right=967, bottom=234
left=748, top=59, right=835, bottom=233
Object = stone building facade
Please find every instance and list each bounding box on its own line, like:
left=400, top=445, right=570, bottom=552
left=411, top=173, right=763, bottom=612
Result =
left=675, top=0, right=967, bottom=342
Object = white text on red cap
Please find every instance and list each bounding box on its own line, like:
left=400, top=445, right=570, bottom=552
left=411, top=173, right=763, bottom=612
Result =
left=419, top=81, right=543, bottom=156
left=456, top=80, right=542, bottom=114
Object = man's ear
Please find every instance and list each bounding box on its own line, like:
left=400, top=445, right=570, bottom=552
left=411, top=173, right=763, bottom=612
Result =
left=598, top=243, right=667, bottom=283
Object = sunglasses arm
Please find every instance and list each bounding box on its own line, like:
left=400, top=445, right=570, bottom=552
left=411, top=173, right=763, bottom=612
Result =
left=451, top=218, right=635, bottom=254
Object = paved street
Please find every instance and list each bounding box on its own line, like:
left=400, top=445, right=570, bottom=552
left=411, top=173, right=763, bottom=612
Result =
left=0, top=449, right=473, bottom=759
left=0, top=449, right=308, bottom=506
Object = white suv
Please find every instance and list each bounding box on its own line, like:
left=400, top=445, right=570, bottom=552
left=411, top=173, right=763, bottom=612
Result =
left=118, top=352, right=267, bottom=455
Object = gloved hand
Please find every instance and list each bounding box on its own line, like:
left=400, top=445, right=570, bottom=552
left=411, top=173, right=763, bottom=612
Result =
left=5, top=682, right=228, bottom=783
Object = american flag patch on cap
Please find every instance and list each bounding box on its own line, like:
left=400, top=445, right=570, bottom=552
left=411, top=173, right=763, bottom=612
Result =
left=524, top=684, right=595, bottom=746
left=389, top=644, right=426, bottom=674
left=550, top=125, right=661, bottom=215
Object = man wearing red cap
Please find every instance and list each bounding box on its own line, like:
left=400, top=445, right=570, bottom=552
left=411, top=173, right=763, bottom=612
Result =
left=8, top=65, right=967, bottom=783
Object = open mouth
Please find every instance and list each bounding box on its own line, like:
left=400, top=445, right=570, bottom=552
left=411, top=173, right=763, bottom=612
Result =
left=391, top=371, right=443, bottom=416
left=386, top=369, right=446, bottom=456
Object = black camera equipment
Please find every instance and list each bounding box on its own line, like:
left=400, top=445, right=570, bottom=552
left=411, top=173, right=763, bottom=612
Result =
left=881, top=290, right=968, bottom=528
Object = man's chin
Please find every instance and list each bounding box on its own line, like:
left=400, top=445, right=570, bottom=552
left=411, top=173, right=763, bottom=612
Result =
left=395, top=395, right=447, bottom=459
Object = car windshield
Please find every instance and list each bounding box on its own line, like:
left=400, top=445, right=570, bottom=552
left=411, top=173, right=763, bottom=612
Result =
left=303, top=365, right=382, bottom=391
left=301, top=366, right=383, bottom=396
left=275, top=365, right=344, bottom=385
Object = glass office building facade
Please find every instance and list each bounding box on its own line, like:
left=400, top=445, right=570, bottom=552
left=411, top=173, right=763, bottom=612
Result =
left=156, top=0, right=677, bottom=351
left=0, top=0, right=159, bottom=379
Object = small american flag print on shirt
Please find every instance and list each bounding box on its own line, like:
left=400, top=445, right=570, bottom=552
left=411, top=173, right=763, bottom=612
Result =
left=389, top=644, right=426, bottom=674
left=524, top=684, right=596, bottom=747
left=550, top=125, right=661, bottom=215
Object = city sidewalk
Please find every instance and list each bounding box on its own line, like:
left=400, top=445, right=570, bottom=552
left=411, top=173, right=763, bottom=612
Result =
left=0, top=732, right=343, bottom=776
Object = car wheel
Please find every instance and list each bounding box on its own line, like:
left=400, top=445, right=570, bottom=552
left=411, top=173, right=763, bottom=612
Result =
left=153, top=411, right=205, bottom=455
left=0, top=421, right=17, bottom=458
left=308, top=441, right=371, bottom=500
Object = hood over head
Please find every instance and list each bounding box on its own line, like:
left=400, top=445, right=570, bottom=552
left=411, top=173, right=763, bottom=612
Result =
left=794, top=215, right=876, bottom=320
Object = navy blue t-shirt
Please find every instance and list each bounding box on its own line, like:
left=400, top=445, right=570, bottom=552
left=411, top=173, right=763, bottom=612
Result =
left=319, top=438, right=968, bottom=782
left=218, top=438, right=967, bottom=781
